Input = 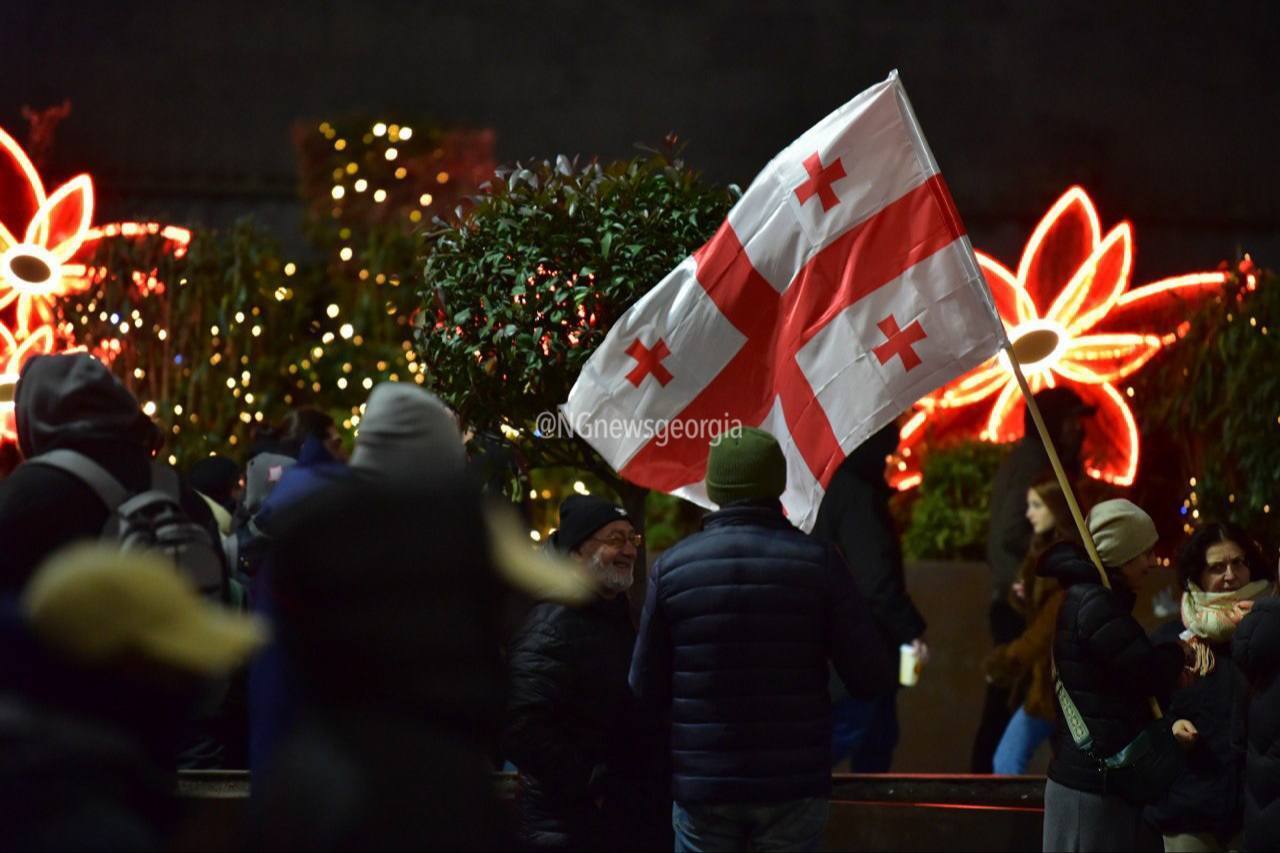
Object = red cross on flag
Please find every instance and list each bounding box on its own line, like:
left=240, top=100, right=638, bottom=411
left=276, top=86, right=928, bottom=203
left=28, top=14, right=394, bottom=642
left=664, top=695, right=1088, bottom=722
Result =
left=562, top=71, right=1008, bottom=531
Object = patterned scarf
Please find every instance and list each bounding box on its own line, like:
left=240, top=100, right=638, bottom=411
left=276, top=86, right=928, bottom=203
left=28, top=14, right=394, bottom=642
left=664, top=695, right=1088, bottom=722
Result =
left=1181, top=580, right=1274, bottom=642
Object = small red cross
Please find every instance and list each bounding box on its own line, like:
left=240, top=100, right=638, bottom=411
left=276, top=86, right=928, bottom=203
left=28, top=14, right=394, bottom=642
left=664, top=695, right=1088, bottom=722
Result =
left=794, top=152, right=847, bottom=213
left=625, top=338, right=674, bottom=387
left=872, top=314, right=927, bottom=371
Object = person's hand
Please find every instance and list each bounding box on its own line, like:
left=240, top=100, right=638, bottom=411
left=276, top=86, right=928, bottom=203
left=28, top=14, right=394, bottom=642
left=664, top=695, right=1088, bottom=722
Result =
left=1011, top=580, right=1026, bottom=603
left=1172, top=718, right=1199, bottom=750
left=911, top=638, right=930, bottom=667
left=1229, top=600, right=1255, bottom=625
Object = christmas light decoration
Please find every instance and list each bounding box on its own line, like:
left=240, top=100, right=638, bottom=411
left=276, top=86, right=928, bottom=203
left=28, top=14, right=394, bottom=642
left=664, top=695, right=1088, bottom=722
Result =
left=0, top=125, right=190, bottom=446
left=894, top=186, right=1231, bottom=489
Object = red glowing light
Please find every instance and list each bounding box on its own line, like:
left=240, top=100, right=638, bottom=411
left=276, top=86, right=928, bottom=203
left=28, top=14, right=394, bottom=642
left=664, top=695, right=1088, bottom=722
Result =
left=0, top=126, right=190, bottom=443
left=893, top=186, right=1231, bottom=490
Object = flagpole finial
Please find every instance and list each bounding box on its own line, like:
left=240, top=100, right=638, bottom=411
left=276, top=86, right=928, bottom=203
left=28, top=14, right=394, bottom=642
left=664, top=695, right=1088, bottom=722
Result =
left=1009, top=328, right=1059, bottom=365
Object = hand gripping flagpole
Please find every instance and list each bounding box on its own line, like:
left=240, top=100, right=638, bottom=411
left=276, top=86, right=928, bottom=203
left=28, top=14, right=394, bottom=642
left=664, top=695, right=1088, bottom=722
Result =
left=1003, top=334, right=1165, bottom=719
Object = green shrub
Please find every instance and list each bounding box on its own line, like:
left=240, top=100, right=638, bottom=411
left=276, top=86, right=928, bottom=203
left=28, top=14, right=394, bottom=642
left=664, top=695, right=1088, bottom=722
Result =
left=1135, top=264, right=1280, bottom=545
left=416, top=145, right=738, bottom=512
left=903, top=440, right=1009, bottom=560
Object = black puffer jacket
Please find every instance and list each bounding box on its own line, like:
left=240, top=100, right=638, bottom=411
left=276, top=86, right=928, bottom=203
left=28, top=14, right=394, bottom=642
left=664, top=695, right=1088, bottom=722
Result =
left=1144, top=621, right=1245, bottom=837
left=1039, top=542, right=1184, bottom=794
left=504, top=595, right=666, bottom=850
left=1232, top=598, right=1280, bottom=851
left=629, top=502, right=896, bottom=805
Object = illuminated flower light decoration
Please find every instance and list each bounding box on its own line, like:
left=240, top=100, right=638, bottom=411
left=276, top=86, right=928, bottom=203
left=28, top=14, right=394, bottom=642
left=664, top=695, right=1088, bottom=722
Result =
left=892, top=186, right=1234, bottom=490
left=0, top=125, right=190, bottom=441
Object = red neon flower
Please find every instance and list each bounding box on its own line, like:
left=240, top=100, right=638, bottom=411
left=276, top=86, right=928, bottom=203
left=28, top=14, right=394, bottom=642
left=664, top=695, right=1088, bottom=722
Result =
left=894, top=186, right=1230, bottom=490
left=0, top=125, right=191, bottom=445
left=0, top=126, right=191, bottom=337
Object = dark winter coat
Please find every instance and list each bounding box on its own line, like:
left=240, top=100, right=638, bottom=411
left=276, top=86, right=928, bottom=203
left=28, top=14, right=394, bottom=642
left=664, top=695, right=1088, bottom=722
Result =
left=1232, top=598, right=1280, bottom=851
left=629, top=502, right=897, bottom=805
left=1144, top=621, right=1245, bottom=838
left=1038, top=542, right=1184, bottom=794
left=245, top=438, right=348, bottom=774
left=504, top=594, right=667, bottom=850
left=0, top=354, right=218, bottom=596
left=253, top=478, right=511, bottom=850
left=811, top=426, right=925, bottom=648
left=0, top=603, right=185, bottom=851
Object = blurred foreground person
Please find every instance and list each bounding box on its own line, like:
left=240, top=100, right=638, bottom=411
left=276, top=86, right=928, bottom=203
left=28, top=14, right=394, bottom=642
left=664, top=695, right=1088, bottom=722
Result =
left=0, top=353, right=246, bottom=768
left=1040, top=499, right=1194, bottom=853
left=504, top=494, right=670, bottom=851
left=247, top=384, right=463, bottom=776
left=631, top=428, right=896, bottom=852
left=1146, top=523, right=1272, bottom=851
left=248, top=477, right=511, bottom=851
left=1233, top=578, right=1280, bottom=851
left=0, top=545, right=265, bottom=851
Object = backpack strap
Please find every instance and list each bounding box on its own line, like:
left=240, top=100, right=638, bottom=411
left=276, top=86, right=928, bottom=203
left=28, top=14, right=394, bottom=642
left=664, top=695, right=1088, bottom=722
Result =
left=27, top=449, right=130, bottom=512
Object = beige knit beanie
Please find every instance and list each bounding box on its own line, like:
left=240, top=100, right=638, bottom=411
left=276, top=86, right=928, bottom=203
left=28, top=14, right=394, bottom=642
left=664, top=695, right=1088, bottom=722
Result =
left=1086, top=499, right=1158, bottom=568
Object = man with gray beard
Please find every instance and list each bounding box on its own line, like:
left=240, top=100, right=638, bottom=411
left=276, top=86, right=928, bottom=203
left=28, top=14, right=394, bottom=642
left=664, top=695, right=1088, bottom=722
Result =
left=503, top=496, right=669, bottom=850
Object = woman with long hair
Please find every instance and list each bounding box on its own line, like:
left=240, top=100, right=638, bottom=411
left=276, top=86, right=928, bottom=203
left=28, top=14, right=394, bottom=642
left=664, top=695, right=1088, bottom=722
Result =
left=985, top=478, right=1080, bottom=774
left=1148, top=522, right=1274, bottom=851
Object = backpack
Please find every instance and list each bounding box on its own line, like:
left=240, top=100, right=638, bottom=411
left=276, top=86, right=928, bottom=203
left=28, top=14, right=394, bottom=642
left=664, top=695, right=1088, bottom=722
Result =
left=28, top=449, right=228, bottom=602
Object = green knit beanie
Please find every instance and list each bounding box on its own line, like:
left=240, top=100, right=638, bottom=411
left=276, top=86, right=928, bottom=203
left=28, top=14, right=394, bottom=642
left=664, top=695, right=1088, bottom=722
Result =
left=705, top=427, right=787, bottom=506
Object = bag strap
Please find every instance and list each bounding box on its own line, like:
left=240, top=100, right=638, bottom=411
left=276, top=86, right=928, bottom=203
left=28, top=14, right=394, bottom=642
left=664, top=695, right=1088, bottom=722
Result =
left=1052, top=648, right=1097, bottom=755
left=27, top=449, right=130, bottom=511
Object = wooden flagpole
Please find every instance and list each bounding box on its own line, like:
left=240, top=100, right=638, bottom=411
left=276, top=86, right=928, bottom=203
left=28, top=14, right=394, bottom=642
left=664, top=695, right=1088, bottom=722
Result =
left=1004, top=340, right=1164, bottom=718
left=1002, top=343, right=1109, bottom=589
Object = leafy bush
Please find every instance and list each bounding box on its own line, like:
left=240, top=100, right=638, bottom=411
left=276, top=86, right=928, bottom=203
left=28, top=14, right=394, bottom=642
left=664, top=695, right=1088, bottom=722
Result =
left=1135, top=262, right=1280, bottom=545
left=416, top=145, right=739, bottom=510
left=903, top=440, right=1009, bottom=560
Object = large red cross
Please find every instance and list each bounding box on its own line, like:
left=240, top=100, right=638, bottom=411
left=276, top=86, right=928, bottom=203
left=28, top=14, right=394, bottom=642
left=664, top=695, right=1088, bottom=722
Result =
left=619, top=174, right=964, bottom=493
left=794, top=152, right=847, bottom=212
left=873, top=315, right=927, bottom=371
left=625, top=338, right=674, bottom=387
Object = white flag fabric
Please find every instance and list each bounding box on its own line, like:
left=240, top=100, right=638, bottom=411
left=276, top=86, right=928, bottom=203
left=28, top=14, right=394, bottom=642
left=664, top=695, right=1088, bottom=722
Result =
left=563, top=71, right=1007, bottom=531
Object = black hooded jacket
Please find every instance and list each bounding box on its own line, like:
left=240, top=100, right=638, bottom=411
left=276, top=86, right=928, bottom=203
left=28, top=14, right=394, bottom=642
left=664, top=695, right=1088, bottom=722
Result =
left=812, top=424, right=925, bottom=648
left=1232, top=598, right=1280, bottom=851
left=0, top=354, right=217, bottom=595
left=1038, top=542, right=1184, bottom=794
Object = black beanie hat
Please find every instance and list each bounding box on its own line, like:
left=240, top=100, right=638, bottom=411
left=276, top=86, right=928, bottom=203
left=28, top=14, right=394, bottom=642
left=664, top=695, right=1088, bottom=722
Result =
left=548, top=495, right=630, bottom=555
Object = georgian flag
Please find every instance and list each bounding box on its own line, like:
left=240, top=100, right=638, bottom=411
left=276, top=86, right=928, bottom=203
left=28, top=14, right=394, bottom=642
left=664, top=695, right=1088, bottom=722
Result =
left=563, top=71, right=1007, bottom=531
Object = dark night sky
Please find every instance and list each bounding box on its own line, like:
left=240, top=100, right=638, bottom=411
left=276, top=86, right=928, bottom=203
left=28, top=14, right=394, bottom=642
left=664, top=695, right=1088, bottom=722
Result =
left=2, top=0, right=1277, bottom=276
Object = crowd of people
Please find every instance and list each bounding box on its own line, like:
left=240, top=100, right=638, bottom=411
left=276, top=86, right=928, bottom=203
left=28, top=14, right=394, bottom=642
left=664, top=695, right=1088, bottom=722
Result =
left=0, top=352, right=1277, bottom=853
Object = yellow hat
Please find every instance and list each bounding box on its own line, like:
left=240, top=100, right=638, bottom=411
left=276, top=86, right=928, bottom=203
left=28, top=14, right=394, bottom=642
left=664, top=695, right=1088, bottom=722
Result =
left=22, top=544, right=268, bottom=676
